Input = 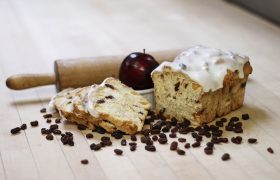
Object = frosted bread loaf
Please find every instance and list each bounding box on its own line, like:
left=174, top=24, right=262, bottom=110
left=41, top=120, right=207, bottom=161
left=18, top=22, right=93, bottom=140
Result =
left=151, top=46, right=253, bottom=126
left=87, top=77, right=151, bottom=134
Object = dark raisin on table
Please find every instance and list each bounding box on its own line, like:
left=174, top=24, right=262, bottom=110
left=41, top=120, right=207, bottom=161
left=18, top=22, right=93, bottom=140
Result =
left=10, top=127, right=21, bottom=134
left=248, top=138, right=257, bottom=144
left=267, top=147, right=274, bottom=154
left=178, top=138, right=186, bottom=143
left=40, top=108, right=47, bottom=113
left=90, top=143, right=101, bottom=151
left=177, top=149, right=185, bottom=155
left=192, top=141, right=201, bottom=148
left=242, top=113, right=250, bottom=120
left=114, top=149, right=123, bottom=155
left=30, top=121, right=39, bottom=127
left=184, top=143, right=191, bottom=149
left=43, top=114, right=52, bottom=118
left=20, top=124, right=27, bottom=130
left=86, top=133, right=94, bottom=139
left=130, top=145, right=136, bottom=151
left=46, top=119, right=52, bottom=123
left=145, top=145, right=156, bottom=152
left=121, top=139, right=127, bottom=146
left=131, top=135, right=137, bottom=141
left=221, top=153, right=230, bottom=161
left=170, top=141, right=178, bottom=151
left=55, top=118, right=61, bottom=124
left=158, top=138, right=168, bottom=144
left=77, top=124, right=87, bottom=130
left=81, top=159, right=89, bottom=164
left=46, top=134, right=54, bottom=140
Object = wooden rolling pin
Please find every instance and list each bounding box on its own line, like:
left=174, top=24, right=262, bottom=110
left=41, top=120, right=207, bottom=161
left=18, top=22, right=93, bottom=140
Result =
left=6, top=49, right=182, bottom=91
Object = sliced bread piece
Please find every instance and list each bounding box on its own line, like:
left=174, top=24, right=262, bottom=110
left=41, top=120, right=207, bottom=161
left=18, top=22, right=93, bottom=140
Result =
left=87, top=77, right=151, bottom=134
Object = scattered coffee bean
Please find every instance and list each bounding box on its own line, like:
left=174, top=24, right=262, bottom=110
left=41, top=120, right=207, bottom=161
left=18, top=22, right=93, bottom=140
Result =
left=248, top=138, right=257, bottom=144
left=81, top=159, right=88, bottom=164
left=242, top=113, right=249, bottom=120
left=86, top=133, right=93, bottom=139
left=221, top=153, right=230, bottom=161
left=178, top=138, right=186, bottom=143
left=77, top=124, right=87, bottom=130
left=170, top=141, right=178, bottom=151
left=55, top=118, right=61, bottom=124
left=177, top=149, right=185, bottom=155
left=267, top=147, right=274, bottom=154
left=192, top=141, right=200, bottom=148
left=131, top=135, right=137, bottom=141
left=169, top=133, right=177, bottom=138
left=158, top=138, right=168, bottom=144
left=152, top=135, right=158, bottom=141
left=114, top=149, right=123, bottom=155
left=90, top=143, right=101, bottom=151
left=43, top=114, right=52, bottom=118
left=184, top=143, right=191, bottom=149
left=20, top=124, right=27, bottom=130
left=46, top=119, right=52, bottom=123
left=46, top=134, right=54, bottom=140
left=10, top=127, right=21, bottom=134
left=40, top=108, right=46, bottom=113
left=145, top=145, right=156, bottom=152
left=30, top=121, right=39, bottom=127
left=121, top=139, right=127, bottom=146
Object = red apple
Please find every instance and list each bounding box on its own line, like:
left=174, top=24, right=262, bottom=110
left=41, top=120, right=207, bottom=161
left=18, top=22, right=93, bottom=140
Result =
left=119, top=50, right=159, bottom=90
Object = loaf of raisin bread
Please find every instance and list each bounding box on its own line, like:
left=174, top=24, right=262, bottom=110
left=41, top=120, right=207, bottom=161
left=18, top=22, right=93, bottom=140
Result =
left=151, top=46, right=253, bottom=126
left=87, top=77, right=151, bottom=134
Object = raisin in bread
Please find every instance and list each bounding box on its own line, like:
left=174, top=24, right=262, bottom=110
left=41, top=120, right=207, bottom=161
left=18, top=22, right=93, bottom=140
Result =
left=151, top=46, right=253, bottom=126
left=87, top=77, right=151, bottom=134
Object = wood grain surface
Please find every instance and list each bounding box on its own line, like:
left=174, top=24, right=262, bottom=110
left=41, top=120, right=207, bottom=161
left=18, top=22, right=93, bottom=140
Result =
left=1, top=0, right=280, bottom=180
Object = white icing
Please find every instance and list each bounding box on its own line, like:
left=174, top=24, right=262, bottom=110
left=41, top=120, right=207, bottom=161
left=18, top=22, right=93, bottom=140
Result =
left=152, top=45, right=249, bottom=92
left=86, top=83, right=106, bottom=118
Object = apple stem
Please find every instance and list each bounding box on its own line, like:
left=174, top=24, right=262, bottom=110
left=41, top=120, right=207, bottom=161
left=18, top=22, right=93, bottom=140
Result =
left=143, top=49, right=146, bottom=54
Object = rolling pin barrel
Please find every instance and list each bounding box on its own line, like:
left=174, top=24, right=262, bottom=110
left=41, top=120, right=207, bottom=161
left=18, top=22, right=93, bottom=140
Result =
left=6, top=49, right=182, bottom=91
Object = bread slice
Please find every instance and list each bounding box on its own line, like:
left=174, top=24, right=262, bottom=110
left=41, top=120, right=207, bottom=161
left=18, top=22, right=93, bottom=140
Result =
left=87, top=77, right=151, bottom=134
left=51, top=88, right=95, bottom=129
left=151, top=46, right=253, bottom=126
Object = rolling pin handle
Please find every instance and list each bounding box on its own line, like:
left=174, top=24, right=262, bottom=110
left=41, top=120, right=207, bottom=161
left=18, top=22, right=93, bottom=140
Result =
left=6, top=74, right=56, bottom=90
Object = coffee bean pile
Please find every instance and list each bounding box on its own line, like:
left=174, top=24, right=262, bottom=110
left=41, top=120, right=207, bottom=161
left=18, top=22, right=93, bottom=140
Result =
left=9, top=108, right=275, bottom=165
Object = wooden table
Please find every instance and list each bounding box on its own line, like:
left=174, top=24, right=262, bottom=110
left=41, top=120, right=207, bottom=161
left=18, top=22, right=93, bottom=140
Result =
left=1, top=0, right=280, bottom=179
